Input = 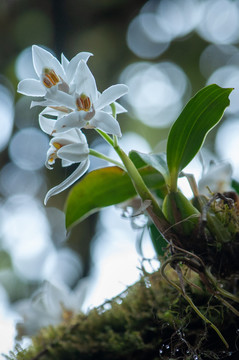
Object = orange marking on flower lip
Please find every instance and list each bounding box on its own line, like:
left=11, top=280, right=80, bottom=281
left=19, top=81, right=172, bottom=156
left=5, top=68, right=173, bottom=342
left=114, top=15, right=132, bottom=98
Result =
left=43, top=68, right=60, bottom=88
left=76, top=94, right=91, bottom=111
left=53, top=142, right=63, bottom=150
left=48, top=157, right=55, bottom=164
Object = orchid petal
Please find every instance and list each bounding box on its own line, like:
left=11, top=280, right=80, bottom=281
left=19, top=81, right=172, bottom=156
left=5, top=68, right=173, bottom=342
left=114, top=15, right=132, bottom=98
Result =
left=39, top=106, right=60, bottom=117
left=50, top=128, right=84, bottom=146
left=94, top=84, right=128, bottom=110
left=115, top=102, right=127, bottom=114
left=32, top=281, right=65, bottom=317
left=102, top=102, right=127, bottom=114
left=75, top=128, right=88, bottom=143
left=39, top=112, right=57, bottom=135
left=58, top=143, right=89, bottom=162
left=53, top=112, right=86, bottom=133
left=62, top=159, right=74, bottom=167
left=44, top=159, right=90, bottom=204
left=44, top=90, right=76, bottom=109
left=31, top=99, right=56, bottom=108
left=75, top=61, right=98, bottom=102
left=198, top=162, right=233, bottom=195
left=66, top=52, right=93, bottom=84
left=61, top=53, right=69, bottom=71
left=32, top=45, right=65, bottom=79
left=18, top=79, right=46, bottom=96
left=49, top=128, right=87, bottom=146
left=91, top=111, right=122, bottom=137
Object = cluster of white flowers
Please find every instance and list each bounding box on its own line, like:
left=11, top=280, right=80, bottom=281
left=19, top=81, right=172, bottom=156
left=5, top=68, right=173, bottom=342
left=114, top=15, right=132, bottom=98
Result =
left=18, top=45, right=128, bottom=203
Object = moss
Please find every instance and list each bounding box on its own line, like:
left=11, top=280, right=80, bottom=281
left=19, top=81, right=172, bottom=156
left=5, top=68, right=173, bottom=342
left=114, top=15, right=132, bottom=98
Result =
left=6, top=267, right=239, bottom=360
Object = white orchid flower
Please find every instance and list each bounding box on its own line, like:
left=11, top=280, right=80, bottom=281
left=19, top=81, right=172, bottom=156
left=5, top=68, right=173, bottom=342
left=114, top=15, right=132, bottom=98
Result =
left=17, top=45, right=92, bottom=97
left=36, top=60, right=128, bottom=137
left=45, top=128, right=90, bottom=204
left=198, top=162, right=233, bottom=196
left=32, top=279, right=88, bottom=321
left=15, top=279, right=88, bottom=338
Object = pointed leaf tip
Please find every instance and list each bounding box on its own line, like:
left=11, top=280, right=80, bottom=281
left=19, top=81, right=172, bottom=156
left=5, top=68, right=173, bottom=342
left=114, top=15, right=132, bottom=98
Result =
left=166, top=84, right=233, bottom=189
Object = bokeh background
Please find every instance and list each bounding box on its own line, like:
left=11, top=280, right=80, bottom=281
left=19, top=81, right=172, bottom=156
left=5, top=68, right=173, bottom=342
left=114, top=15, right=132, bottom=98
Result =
left=0, top=0, right=239, bottom=356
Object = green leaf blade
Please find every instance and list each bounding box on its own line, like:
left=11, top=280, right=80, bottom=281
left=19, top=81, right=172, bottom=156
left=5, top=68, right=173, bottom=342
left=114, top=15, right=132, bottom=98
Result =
left=167, top=84, right=233, bottom=187
left=129, top=150, right=168, bottom=175
left=65, top=166, right=165, bottom=229
left=148, top=223, right=168, bottom=257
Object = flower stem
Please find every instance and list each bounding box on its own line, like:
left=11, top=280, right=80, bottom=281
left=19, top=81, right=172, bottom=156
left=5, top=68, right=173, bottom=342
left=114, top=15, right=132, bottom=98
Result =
left=110, top=102, right=117, bottom=118
left=114, top=145, right=169, bottom=232
left=96, top=128, right=170, bottom=236
left=96, top=129, right=114, bottom=147
left=113, top=134, right=118, bottom=147
left=89, top=149, right=125, bottom=170
left=169, top=169, right=178, bottom=192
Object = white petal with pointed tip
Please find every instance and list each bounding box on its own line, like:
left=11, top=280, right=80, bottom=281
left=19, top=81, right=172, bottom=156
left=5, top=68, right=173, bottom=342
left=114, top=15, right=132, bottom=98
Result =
left=62, top=159, right=74, bottom=167
left=32, top=45, right=65, bottom=79
left=114, top=102, right=127, bottom=114
left=90, top=111, right=122, bottom=137
left=102, top=102, right=127, bottom=114
left=61, top=53, right=69, bottom=70
left=66, top=52, right=93, bottom=84
left=18, top=79, right=46, bottom=96
left=94, top=84, right=128, bottom=110
left=75, top=61, right=98, bottom=102
left=44, top=159, right=90, bottom=204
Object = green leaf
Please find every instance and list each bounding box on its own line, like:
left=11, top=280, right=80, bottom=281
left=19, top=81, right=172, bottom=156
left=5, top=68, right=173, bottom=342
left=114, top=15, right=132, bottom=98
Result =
left=129, top=150, right=168, bottom=175
left=148, top=223, right=168, bottom=257
left=65, top=166, right=166, bottom=229
left=129, top=151, right=168, bottom=199
left=167, top=84, right=233, bottom=190
left=231, top=179, right=239, bottom=194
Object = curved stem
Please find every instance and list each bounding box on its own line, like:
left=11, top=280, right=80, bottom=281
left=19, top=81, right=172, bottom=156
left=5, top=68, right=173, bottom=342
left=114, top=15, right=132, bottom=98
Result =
left=204, top=269, right=239, bottom=303
left=215, top=294, right=239, bottom=317
left=110, top=102, right=117, bottom=118
left=96, top=129, right=114, bottom=147
left=96, top=129, right=160, bottom=211
left=113, top=134, right=118, bottom=147
left=114, top=146, right=169, bottom=231
left=95, top=128, right=170, bottom=236
left=183, top=293, right=229, bottom=349
left=89, top=149, right=125, bottom=170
